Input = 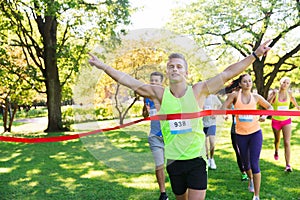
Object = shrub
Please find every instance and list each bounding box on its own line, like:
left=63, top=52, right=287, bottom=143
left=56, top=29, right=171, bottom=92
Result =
left=15, top=106, right=48, bottom=119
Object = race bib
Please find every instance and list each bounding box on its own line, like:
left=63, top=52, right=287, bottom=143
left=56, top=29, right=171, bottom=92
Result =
left=238, top=115, right=253, bottom=122
left=277, top=106, right=289, bottom=110
left=149, top=109, right=157, bottom=116
left=169, top=119, right=192, bottom=134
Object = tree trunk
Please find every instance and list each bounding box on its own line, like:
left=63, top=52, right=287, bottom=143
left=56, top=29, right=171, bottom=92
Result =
left=2, top=99, right=18, bottom=132
left=119, top=117, right=124, bottom=125
left=253, top=61, right=268, bottom=98
left=114, top=84, right=139, bottom=125
left=43, top=15, right=63, bottom=132
left=7, top=103, right=18, bottom=132
left=119, top=96, right=138, bottom=125
left=45, top=69, right=63, bottom=132
left=2, top=100, right=9, bottom=132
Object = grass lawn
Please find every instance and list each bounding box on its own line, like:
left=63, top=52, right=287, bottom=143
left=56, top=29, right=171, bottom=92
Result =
left=0, top=117, right=299, bottom=200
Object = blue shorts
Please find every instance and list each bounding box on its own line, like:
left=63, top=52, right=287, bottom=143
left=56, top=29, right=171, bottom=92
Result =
left=203, top=125, right=216, bottom=136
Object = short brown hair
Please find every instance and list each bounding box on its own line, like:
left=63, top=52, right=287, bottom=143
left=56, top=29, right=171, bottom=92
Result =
left=150, top=71, right=164, bottom=81
left=168, top=53, right=188, bottom=69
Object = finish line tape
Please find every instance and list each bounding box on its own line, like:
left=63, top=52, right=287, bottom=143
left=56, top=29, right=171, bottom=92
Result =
left=1, top=109, right=299, bottom=143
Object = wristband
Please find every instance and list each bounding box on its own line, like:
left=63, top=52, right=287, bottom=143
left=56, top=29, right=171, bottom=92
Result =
left=252, top=52, right=259, bottom=60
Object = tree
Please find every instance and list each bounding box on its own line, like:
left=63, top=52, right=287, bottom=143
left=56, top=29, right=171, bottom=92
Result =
left=0, top=46, right=39, bottom=132
left=0, top=0, right=131, bottom=132
left=88, top=29, right=216, bottom=124
left=76, top=46, right=167, bottom=125
left=167, top=0, right=300, bottom=98
left=75, top=28, right=215, bottom=124
left=104, top=47, right=166, bottom=125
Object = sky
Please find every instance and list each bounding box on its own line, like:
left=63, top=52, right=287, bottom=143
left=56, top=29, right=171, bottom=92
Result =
left=128, top=0, right=179, bottom=30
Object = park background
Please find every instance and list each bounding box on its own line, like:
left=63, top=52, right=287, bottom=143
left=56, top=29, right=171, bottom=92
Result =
left=1, top=0, right=300, bottom=199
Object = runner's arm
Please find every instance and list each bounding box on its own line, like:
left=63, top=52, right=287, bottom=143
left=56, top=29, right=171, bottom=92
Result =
left=195, top=40, right=272, bottom=97
left=88, top=53, right=161, bottom=99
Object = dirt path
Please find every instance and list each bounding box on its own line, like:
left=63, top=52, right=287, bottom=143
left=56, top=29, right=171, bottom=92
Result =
left=4, top=117, right=146, bottom=134
left=8, top=117, right=48, bottom=133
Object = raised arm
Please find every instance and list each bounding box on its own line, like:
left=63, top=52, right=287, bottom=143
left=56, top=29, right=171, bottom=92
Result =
left=88, top=53, right=163, bottom=99
left=195, top=40, right=272, bottom=97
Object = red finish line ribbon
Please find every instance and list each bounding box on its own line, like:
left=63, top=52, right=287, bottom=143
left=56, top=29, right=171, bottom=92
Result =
left=1, top=110, right=299, bottom=143
left=0, top=118, right=146, bottom=144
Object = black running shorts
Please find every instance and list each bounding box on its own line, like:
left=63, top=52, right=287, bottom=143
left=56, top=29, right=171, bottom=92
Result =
left=166, top=157, right=207, bottom=195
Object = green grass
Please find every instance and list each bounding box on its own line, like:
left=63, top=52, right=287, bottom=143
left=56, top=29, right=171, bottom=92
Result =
left=0, top=118, right=300, bottom=200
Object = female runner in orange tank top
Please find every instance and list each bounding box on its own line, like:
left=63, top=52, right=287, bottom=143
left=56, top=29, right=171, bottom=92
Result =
left=222, top=74, right=273, bottom=200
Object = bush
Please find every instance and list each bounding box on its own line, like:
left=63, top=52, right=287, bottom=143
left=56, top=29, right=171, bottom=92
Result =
left=15, top=106, right=48, bottom=119
left=128, top=101, right=144, bottom=117
left=94, top=104, right=114, bottom=120
left=61, top=101, right=144, bottom=128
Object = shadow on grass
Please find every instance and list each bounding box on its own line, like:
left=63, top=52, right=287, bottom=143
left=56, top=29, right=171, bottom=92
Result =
left=80, top=130, right=155, bottom=173
left=1, top=121, right=299, bottom=200
left=206, top=148, right=300, bottom=200
left=263, top=129, right=300, bottom=150
left=0, top=134, right=170, bottom=200
left=260, top=119, right=300, bottom=150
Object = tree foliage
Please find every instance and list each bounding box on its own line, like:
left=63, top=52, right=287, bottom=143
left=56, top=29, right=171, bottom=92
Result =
left=74, top=29, right=217, bottom=124
left=167, top=0, right=300, bottom=97
left=0, top=0, right=131, bottom=132
left=99, top=47, right=166, bottom=125
left=0, top=45, right=43, bottom=132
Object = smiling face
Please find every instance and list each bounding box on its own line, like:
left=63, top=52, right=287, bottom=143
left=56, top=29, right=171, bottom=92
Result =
left=280, top=77, right=291, bottom=90
left=166, top=58, right=188, bottom=83
left=239, top=74, right=253, bottom=91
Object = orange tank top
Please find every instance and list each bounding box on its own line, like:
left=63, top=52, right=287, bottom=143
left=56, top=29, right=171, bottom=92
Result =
left=234, top=90, right=260, bottom=135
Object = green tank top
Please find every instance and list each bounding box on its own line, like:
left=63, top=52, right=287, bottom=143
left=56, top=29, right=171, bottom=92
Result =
left=159, top=86, right=206, bottom=160
left=272, top=92, right=290, bottom=121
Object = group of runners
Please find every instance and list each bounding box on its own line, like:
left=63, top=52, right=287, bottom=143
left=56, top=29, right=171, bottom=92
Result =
left=88, top=40, right=299, bottom=200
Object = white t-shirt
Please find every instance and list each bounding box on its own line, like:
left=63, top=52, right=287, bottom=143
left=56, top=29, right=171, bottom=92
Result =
left=202, top=94, right=222, bottom=127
